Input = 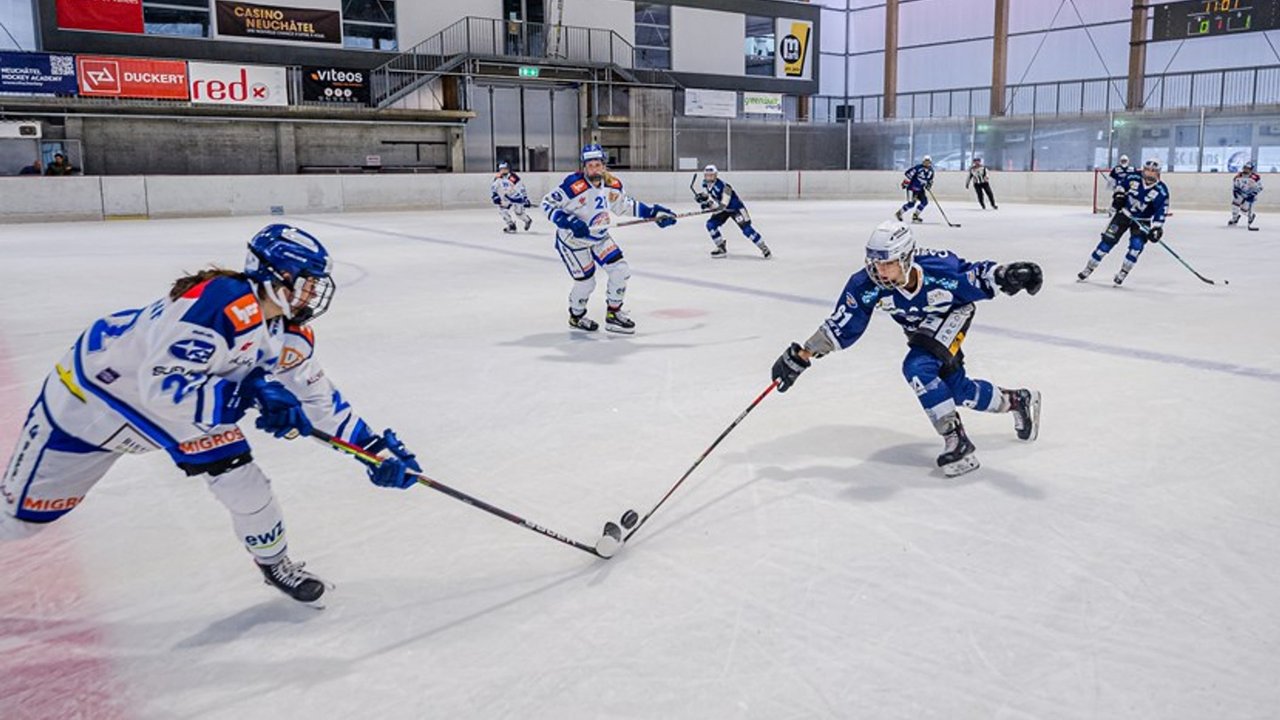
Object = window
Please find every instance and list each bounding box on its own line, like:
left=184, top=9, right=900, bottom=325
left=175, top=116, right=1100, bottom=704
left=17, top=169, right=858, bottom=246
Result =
left=343, top=0, right=397, bottom=51
left=143, top=0, right=211, bottom=38
left=745, top=15, right=774, bottom=77
left=634, top=3, right=670, bottom=70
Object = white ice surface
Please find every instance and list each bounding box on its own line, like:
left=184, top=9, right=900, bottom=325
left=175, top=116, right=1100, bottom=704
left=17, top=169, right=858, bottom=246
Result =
left=1, top=201, right=1278, bottom=720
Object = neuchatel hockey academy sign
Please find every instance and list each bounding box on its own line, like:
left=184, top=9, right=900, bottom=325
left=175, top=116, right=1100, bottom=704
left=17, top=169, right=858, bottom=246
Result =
left=216, top=1, right=341, bottom=44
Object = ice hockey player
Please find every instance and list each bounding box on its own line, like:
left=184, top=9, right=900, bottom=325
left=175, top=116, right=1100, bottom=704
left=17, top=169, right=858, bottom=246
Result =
left=1230, top=160, right=1263, bottom=230
left=965, top=157, right=997, bottom=209
left=694, top=165, right=771, bottom=258
left=0, top=225, right=422, bottom=605
left=1106, top=154, right=1137, bottom=215
left=895, top=155, right=935, bottom=223
left=1077, top=158, right=1170, bottom=286
left=770, top=220, right=1042, bottom=477
left=491, top=161, right=534, bottom=233
left=541, top=143, right=677, bottom=333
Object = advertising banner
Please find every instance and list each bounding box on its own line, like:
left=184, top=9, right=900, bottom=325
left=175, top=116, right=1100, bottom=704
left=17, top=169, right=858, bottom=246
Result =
left=775, top=18, right=813, bottom=80
left=77, top=56, right=190, bottom=99
left=743, top=92, right=784, bottom=115
left=0, top=52, right=78, bottom=96
left=55, top=0, right=145, bottom=34
left=188, top=61, right=288, bottom=106
left=215, top=1, right=342, bottom=44
left=301, top=66, right=370, bottom=104
left=684, top=88, right=736, bottom=119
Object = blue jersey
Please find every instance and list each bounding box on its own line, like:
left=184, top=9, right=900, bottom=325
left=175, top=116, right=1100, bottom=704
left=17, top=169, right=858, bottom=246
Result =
left=700, top=178, right=746, bottom=212
left=1109, top=164, right=1136, bottom=189
left=904, top=164, right=934, bottom=192
left=1119, top=176, right=1170, bottom=226
left=820, top=250, right=998, bottom=350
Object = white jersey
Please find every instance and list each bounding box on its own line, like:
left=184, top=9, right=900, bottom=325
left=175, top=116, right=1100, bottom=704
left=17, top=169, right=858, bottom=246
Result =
left=966, top=165, right=989, bottom=186
left=541, top=171, right=646, bottom=243
left=60, top=274, right=367, bottom=459
left=490, top=173, right=530, bottom=207
left=1233, top=172, right=1263, bottom=197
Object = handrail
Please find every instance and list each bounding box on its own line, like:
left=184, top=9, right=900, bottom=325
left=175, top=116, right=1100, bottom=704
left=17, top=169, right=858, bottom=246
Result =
left=369, top=16, right=678, bottom=108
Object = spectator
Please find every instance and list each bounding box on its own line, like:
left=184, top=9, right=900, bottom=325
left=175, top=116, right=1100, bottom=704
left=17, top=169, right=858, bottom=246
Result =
left=44, top=153, right=76, bottom=176
left=18, top=159, right=43, bottom=176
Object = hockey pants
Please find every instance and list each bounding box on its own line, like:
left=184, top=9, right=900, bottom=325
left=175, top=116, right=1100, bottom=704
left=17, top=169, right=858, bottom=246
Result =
left=556, top=234, right=631, bottom=312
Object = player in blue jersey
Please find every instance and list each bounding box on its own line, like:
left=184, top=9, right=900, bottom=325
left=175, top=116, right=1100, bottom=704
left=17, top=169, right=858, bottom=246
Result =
left=1077, top=158, right=1170, bottom=286
left=1105, top=155, right=1137, bottom=215
left=770, top=221, right=1043, bottom=477
left=694, top=165, right=771, bottom=259
left=541, top=144, right=677, bottom=333
left=1, top=225, right=421, bottom=605
left=895, top=155, right=935, bottom=224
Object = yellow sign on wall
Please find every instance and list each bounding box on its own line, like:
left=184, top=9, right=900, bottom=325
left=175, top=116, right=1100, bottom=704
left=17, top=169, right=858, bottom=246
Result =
left=775, top=19, right=813, bottom=80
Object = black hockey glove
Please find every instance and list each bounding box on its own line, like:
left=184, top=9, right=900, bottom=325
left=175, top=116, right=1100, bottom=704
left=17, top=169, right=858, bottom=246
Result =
left=994, top=262, right=1043, bottom=296
left=1147, top=226, right=1163, bottom=243
left=771, top=342, right=811, bottom=393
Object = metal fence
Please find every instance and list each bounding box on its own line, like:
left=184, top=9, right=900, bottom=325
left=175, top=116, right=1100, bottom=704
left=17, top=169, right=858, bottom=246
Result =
left=813, top=65, right=1280, bottom=122
left=609, top=106, right=1280, bottom=173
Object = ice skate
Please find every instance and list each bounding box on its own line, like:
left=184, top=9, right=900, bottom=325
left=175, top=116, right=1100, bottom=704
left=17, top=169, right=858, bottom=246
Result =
left=1077, top=260, right=1098, bottom=282
left=1003, top=388, right=1041, bottom=441
left=757, top=241, right=772, bottom=259
left=605, top=306, right=635, bottom=334
left=1228, top=214, right=1240, bottom=226
left=522, top=214, right=533, bottom=231
left=258, top=556, right=326, bottom=604
left=911, top=211, right=923, bottom=224
left=935, top=414, right=979, bottom=477
left=502, top=222, right=517, bottom=234
left=1113, top=266, right=1130, bottom=286
left=710, top=243, right=727, bottom=258
left=568, top=310, right=598, bottom=332
left=894, top=208, right=904, bottom=221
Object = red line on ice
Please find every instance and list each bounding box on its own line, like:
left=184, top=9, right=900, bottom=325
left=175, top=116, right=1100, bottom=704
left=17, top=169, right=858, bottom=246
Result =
left=0, top=332, right=131, bottom=719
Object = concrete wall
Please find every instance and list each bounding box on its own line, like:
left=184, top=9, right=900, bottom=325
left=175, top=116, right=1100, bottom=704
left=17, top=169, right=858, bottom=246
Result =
left=62, top=117, right=456, bottom=176
left=671, top=7, right=744, bottom=76
left=0, top=170, right=1241, bottom=224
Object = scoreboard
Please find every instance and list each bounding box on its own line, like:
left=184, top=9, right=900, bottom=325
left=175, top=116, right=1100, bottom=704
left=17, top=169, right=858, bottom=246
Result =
left=1152, top=0, right=1280, bottom=41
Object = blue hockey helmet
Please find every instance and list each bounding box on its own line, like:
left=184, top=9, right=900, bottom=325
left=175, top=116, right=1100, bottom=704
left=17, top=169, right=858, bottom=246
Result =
left=1243, top=160, right=1255, bottom=172
left=245, top=224, right=335, bottom=324
left=580, top=143, right=607, bottom=164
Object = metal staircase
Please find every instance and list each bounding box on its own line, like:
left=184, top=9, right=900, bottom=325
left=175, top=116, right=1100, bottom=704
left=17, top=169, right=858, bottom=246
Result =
left=369, top=16, right=679, bottom=109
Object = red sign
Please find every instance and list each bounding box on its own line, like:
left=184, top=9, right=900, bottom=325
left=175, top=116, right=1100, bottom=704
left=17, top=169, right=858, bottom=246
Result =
left=56, top=0, right=144, bottom=34
left=76, top=56, right=190, bottom=99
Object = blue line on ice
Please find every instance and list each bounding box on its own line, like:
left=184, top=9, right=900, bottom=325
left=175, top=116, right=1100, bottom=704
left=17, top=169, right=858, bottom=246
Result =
left=304, top=218, right=1280, bottom=384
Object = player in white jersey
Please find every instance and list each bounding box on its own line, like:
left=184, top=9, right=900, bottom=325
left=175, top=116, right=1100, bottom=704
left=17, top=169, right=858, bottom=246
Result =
left=491, top=161, right=534, bottom=233
left=1230, top=161, right=1263, bottom=230
left=541, top=143, right=677, bottom=333
left=0, top=225, right=421, bottom=605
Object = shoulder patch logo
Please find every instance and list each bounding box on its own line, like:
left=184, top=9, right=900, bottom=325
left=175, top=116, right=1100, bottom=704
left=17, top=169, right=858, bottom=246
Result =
left=224, top=295, right=262, bottom=333
left=278, top=346, right=307, bottom=371
left=570, top=179, right=589, bottom=194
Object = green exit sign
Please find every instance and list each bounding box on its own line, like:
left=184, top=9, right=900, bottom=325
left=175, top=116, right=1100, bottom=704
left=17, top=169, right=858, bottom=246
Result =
left=518, top=66, right=540, bottom=78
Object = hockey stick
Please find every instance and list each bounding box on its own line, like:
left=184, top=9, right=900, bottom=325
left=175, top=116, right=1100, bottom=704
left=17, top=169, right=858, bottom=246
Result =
left=614, top=207, right=718, bottom=228
left=311, top=429, right=619, bottom=559
left=926, top=188, right=962, bottom=228
left=1155, top=239, right=1229, bottom=285
left=618, top=380, right=778, bottom=546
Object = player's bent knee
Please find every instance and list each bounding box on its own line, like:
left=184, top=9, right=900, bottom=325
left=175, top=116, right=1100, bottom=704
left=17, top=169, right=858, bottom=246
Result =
left=604, top=258, right=631, bottom=281
left=205, top=462, right=275, bottom=515
left=0, top=512, right=48, bottom=542
left=902, top=351, right=943, bottom=384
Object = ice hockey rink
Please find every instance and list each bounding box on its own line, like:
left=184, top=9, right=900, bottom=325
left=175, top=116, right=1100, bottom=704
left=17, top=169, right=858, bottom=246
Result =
left=1, top=199, right=1277, bottom=720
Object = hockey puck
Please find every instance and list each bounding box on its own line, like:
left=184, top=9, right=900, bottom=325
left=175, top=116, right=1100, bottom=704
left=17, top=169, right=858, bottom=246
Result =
left=595, top=522, right=622, bottom=559
left=620, top=509, right=639, bottom=529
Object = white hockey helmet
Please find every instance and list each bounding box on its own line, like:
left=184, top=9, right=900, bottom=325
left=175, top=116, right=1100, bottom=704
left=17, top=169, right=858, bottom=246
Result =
left=1243, top=160, right=1255, bottom=172
left=922, top=155, right=933, bottom=165
left=1119, top=154, right=1130, bottom=165
left=865, top=220, right=916, bottom=289
left=704, top=164, right=719, bottom=180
